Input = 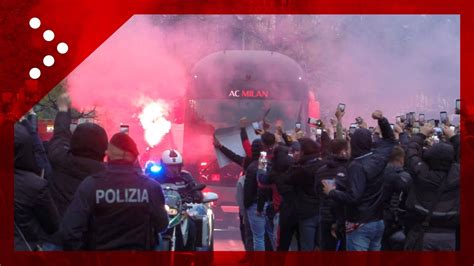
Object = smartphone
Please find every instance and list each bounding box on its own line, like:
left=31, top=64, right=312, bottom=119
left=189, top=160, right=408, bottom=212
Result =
left=440, top=111, right=448, bottom=124
left=316, top=129, right=322, bottom=135
left=338, top=103, right=346, bottom=113
left=434, top=119, right=440, bottom=127
left=419, top=114, right=425, bottom=123
left=434, top=127, right=443, bottom=135
left=427, top=119, right=435, bottom=126
left=252, top=122, right=261, bottom=130
left=349, top=124, right=357, bottom=135
left=120, top=124, right=130, bottom=134
left=450, top=125, right=456, bottom=132
left=412, top=127, right=420, bottom=134
left=455, top=99, right=460, bottom=115
left=400, top=114, right=406, bottom=123
left=308, top=117, right=319, bottom=125
left=390, top=124, right=394, bottom=130
left=355, top=117, right=363, bottom=125
left=369, top=126, right=374, bottom=132
left=396, top=116, right=401, bottom=123
left=295, top=122, right=301, bottom=129
left=408, top=112, right=415, bottom=124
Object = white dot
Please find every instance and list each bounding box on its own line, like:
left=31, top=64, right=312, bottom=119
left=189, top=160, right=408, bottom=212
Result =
left=57, top=42, right=68, bottom=54
left=43, top=30, right=55, bottom=41
left=29, top=17, right=41, bottom=29
left=29, top=68, right=41, bottom=79
left=43, top=55, right=55, bottom=67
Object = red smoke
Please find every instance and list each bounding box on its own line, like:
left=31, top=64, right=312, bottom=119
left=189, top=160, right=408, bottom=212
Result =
left=67, top=16, right=187, bottom=156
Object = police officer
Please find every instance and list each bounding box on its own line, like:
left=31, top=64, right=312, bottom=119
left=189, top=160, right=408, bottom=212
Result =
left=158, top=149, right=204, bottom=250
left=159, top=149, right=204, bottom=203
left=60, top=132, right=169, bottom=250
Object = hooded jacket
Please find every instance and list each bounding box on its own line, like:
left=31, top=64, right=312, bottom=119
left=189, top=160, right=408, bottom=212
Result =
left=286, top=152, right=326, bottom=219
left=315, top=154, right=349, bottom=223
left=382, top=163, right=412, bottom=223
left=405, top=134, right=459, bottom=230
left=328, top=117, right=397, bottom=223
left=14, top=124, right=59, bottom=250
left=48, top=112, right=107, bottom=218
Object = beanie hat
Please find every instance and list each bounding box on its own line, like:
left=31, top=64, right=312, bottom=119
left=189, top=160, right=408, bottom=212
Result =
left=109, top=132, right=139, bottom=158
left=70, top=123, right=108, bottom=161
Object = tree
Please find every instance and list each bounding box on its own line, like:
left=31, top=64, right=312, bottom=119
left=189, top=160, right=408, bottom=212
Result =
left=35, top=80, right=97, bottom=120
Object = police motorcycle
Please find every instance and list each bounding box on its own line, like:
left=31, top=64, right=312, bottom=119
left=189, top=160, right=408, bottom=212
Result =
left=144, top=161, right=219, bottom=252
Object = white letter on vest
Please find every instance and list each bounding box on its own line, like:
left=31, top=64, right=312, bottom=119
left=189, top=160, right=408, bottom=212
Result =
left=96, top=190, right=105, bottom=204
left=141, top=189, right=149, bottom=203
left=105, top=189, right=115, bottom=203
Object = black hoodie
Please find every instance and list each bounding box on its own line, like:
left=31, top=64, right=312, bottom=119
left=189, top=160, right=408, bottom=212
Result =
left=328, top=117, right=397, bottom=223
left=14, top=124, right=59, bottom=250
left=47, top=112, right=107, bottom=218
left=243, top=139, right=266, bottom=210
left=405, top=134, right=459, bottom=229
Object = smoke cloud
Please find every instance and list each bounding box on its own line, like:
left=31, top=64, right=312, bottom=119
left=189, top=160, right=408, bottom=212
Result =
left=64, top=15, right=459, bottom=161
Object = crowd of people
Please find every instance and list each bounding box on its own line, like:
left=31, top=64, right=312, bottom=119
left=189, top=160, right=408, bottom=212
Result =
left=214, top=105, right=460, bottom=258
left=14, top=92, right=460, bottom=255
left=14, top=94, right=171, bottom=251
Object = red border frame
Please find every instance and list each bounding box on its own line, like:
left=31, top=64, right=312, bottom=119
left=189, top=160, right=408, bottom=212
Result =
left=1, top=0, right=472, bottom=265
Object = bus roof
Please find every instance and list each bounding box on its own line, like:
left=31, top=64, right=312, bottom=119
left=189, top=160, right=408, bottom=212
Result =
left=190, top=50, right=308, bottom=100
left=191, top=50, right=305, bottom=82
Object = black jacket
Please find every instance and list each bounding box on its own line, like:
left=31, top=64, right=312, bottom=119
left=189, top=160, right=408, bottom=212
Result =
left=60, top=161, right=169, bottom=250
left=158, top=169, right=204, bottom=203
left=404, top=134, right=459, bottom=230
left=286, top=154, right=326, bottom=219
left=19, top=120, right=52, bottom=179
left=315, top=155, right=349, bottom=223
left=14, top=124, right=59, bottom=250
left=382, top=164, right=412, bottom=222
left=269, top=146, right=296, bottom=205
left=449, top=134, right=460, bottom=163
left=48, top=112, right=105, bottom=218
left=328, top=118, right=396, bottom=223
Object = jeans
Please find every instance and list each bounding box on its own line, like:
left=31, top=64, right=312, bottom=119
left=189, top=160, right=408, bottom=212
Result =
left=273, top=213, right=280, bottom=251
left=346, top=220, right=385, bottom=251
left=243, top=211, right=254, bottom=251
left=247, top=203, right=272, bottom=251
left=298, top=215, right=319, bottom=251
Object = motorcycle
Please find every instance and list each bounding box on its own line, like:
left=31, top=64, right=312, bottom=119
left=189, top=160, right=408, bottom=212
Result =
left=160, top=183, right=218, bottom=252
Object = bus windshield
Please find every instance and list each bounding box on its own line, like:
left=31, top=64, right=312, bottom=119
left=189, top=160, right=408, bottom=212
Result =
left=189, top=99, right=303, bottom=129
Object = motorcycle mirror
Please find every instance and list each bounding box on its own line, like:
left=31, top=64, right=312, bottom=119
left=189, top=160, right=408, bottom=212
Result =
left=202, top=192, right=219, bottom=204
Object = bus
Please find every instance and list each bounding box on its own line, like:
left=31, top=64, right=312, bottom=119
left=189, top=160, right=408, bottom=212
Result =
left=182, top=50, right=319, bottom=224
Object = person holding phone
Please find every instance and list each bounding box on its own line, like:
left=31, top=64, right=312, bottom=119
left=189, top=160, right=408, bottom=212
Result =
left=314, top=138, right=351, bottom=251
left=322, top=110, right=396, bottom=251
left=403, top=124, right=459, bottom=251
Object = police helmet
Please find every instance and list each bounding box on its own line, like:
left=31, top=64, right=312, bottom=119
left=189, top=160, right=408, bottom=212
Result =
left=161, top=149, right=183, bottom=165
